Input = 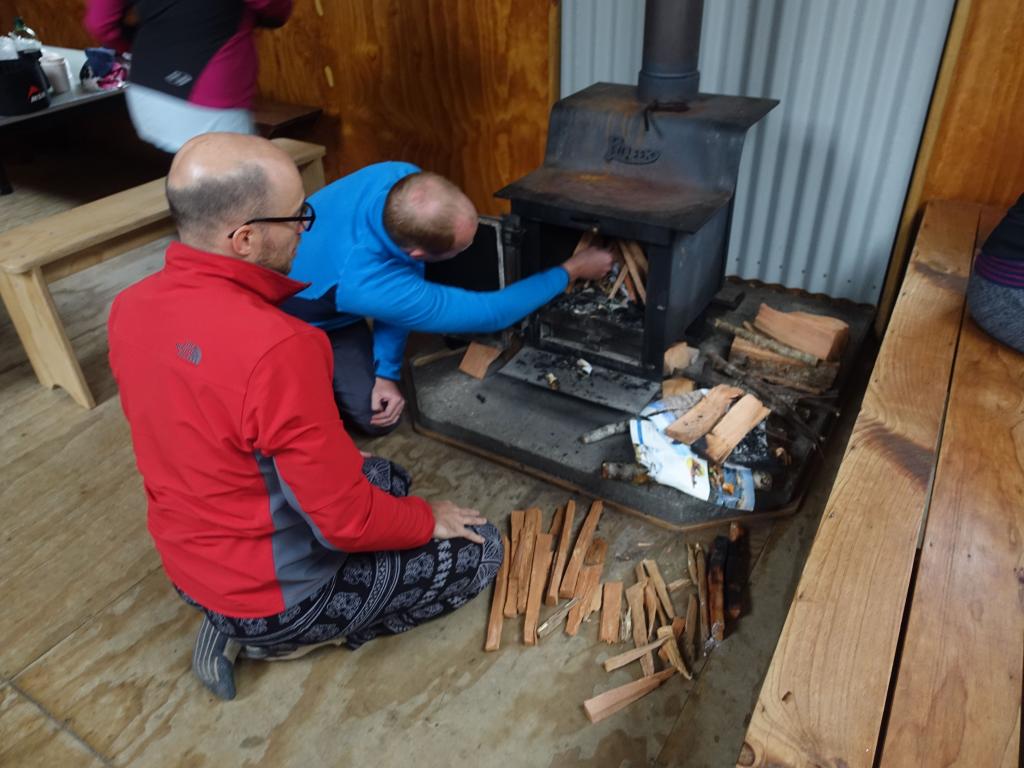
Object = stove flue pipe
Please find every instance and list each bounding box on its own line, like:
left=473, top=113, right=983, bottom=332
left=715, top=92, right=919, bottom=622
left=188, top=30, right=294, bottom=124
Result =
left=637, top=0, right=703, bottom=103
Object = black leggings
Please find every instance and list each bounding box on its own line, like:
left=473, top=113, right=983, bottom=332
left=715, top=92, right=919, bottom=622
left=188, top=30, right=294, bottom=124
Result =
left=178, top=458, right=503, bottom=649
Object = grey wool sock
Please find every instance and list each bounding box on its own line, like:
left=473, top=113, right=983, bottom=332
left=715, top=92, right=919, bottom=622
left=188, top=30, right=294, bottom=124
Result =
left=192, top=616, right=241, bottom=700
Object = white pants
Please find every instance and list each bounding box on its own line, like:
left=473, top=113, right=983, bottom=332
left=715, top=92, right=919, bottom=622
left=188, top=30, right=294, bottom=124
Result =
left=125, top=84, right=254, bottom=153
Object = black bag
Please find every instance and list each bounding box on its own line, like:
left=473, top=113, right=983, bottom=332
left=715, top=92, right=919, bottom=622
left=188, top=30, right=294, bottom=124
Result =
left=0, top=50, right=50, bottom=116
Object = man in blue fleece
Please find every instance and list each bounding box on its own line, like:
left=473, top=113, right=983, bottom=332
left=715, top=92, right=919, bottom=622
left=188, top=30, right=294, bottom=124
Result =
left=284, top=161, right=613, bottom=434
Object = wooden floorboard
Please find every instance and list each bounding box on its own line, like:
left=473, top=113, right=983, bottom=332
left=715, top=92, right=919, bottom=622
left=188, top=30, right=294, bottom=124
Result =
left=739, top=201, right=981, bottom=767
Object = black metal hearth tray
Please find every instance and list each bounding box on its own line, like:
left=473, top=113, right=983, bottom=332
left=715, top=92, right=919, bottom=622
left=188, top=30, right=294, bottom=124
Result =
left=406, top=281, right=874, bottom=530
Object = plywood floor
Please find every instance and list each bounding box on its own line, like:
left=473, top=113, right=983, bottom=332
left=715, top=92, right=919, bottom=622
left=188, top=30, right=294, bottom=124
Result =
left=0, top=151, right=870, bottom=768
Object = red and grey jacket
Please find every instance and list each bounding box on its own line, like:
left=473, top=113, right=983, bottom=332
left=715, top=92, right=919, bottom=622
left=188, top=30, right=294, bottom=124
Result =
left=85, top=0, right=291, bottom=109
left=108, top=242, right=435, bottom=617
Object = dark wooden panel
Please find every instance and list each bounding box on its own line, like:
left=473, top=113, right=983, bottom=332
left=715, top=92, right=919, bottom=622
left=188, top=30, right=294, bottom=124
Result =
left=0, top=0, right=93, bottom=50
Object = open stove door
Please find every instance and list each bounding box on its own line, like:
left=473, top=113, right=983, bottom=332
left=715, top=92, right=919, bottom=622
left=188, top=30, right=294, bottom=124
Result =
left=424, top=214, right=659, bottom=414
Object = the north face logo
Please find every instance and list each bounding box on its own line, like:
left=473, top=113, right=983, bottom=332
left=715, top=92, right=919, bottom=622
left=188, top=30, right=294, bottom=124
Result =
left=176, top=341, right=202, bottom=366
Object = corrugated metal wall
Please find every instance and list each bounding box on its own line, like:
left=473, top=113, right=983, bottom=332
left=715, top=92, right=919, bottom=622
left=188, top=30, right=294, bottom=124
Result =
left=560, top=0, right=955, bottom=304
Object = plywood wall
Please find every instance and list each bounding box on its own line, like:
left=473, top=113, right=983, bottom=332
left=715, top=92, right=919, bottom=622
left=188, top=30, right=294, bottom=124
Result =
left=920, top=0, right=1024, bottom=207
left=0, top=0, right=558, bottom=215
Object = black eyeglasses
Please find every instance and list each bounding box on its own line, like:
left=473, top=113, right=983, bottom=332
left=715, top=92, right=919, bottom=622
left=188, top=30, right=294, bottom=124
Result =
left=227, top=201, right=316, bottom=239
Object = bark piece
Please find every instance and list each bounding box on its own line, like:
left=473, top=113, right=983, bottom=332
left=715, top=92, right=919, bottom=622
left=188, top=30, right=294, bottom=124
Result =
left=458, top=341, right=502, bottom=379
left=683, top=593, right=699, bottom=666
left=559, top=500, right=603, bottom=598
left=695, top=543, right=710, bottom=649
left=484, top=534, right=511, bottom=651
left=708, top=535, right=728, bottom=643
left=600, top=582, right=623, bottom=644
left=665, top=385, right=744, bottom=445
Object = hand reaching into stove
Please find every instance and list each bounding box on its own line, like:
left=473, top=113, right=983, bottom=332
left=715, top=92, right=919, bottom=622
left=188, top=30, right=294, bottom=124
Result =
left=563, top=246, right=614, bottom=283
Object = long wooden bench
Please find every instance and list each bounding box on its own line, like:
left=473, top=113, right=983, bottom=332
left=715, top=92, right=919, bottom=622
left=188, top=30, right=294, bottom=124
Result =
left=0, top=138, right=326, bottom=409
left=739, top=200, right=1023, bottom=767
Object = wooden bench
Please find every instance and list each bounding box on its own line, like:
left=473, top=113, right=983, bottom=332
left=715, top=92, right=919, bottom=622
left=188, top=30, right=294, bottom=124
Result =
left=252, top=96, right=323, bottom=139
left=0, top=138, right=326, bottom=409
left=739, top=200, right=1023, bottom=767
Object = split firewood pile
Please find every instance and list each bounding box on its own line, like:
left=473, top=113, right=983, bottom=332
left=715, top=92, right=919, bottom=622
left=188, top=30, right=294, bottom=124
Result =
left=571, top=231, right=649, bottom=307
left=484, top=499, right=750, bottom=723
left=714, top=303, right=850, bottom=395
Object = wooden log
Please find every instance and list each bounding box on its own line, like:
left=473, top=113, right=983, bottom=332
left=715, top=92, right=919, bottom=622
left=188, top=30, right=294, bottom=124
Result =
left=695, top=543, right=710, bottom=649
left=620, top=243, right=647, bottom=303
left=668, top=578, right=692, bottom=592
left=559, top=500, right=603, bottom=598
left=458, top=341, right=503, bottom=379
left=548, top=504, right=564, bottom=536
left=545, top=499, right=576, bottom=606
left=607, top=258, right=629, bottom=299
left=565, top=564, right=602, bottom=636
left=523, top=534, right=554, bottom=646
left=583, top=669, right=676, bottom=724
left=602, top=636, right=671, bottom=672
left=753, top=304, right=849, bottom=361
left=726, top=523, right=746, bottom=620
left=622, top=240, right=648, bottom=275
left=625, top=582, right=654, bottom=676
left=503, top=510, right=525, bottom=618
left=642, top=559, right=676, bottom=620
left=665, top=385, right=744, bottom=445
left=656, top=624, right=692, bottom=680
left=729, top=336, right=838, bottom=393
left=661, top=377, right=695, bottom=397
left=580, top=420, right=630, bottom=444
left=484, top=534, right=511, bottom=651
left=683, top=593, right=698, bottom=667
left=584, top=537, right=608, bottom=567
left=644, top=582, right=663, bottom=637
left=712, top=317, right=819, bottom=365
left=686, top=542, right=699, bottom=585
left=708, top=536, right=727, bottom=643
left=536, top=597, right=579, bottom=640
left=663, top=341, right=699, bottom=374
left=599, top=581, right=623, bottom=644
left=702, top=394, right=771, bottom=464
left=572, top=230, right=596, bottom=257
left=516, top=508, right=542, bottom=614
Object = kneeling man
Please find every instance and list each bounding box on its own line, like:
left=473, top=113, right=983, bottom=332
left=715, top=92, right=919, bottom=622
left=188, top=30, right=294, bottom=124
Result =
left=108, top=134, right=501, bottom=700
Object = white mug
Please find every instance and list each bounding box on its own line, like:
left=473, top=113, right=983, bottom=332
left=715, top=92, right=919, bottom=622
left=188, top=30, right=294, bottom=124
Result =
left=40, top=55, right=72, bottom=95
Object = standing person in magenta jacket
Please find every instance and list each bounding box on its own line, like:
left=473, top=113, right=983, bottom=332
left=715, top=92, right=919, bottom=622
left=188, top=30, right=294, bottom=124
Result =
left=108, top=134, right=501, bottom=701
left=84, top=0, right=292, bottom=152
left=284, top=162, right=614, bottom=434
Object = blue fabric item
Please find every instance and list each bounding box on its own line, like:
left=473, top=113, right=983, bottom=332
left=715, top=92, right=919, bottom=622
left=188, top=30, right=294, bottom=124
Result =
left=287, top=162, right=570, bottom=380
left=84, top=47, right=116, bottom=78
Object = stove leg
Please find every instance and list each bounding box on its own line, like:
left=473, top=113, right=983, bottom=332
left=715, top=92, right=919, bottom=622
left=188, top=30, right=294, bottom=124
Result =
left=0, top=160, right=12, bottom=196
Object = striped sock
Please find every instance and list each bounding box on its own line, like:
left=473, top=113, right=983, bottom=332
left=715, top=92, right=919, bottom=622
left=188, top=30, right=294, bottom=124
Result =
left=191, top=616, right=241, bottom=701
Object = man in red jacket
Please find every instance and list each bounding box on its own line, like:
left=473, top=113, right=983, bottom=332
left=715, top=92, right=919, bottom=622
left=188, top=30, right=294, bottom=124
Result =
left=109, top=133, right=501, bottom=700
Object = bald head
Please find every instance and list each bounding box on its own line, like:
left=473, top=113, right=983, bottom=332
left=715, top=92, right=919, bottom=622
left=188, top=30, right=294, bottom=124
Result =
left=383, top=172, right=478, bottom=261
left=166, top=133, right=302, bottom=254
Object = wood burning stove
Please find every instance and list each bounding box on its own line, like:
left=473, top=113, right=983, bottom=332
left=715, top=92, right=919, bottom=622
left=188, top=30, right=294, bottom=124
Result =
left=408, top=0, right=871, bottom=527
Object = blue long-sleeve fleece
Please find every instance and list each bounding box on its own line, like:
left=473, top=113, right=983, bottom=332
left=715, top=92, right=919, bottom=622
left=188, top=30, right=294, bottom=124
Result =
left=287, top=162, right=570, bottom=380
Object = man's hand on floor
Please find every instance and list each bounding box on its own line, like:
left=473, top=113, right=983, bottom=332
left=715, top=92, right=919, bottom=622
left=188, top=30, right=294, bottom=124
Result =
left=431, top=500, right=487, bottom=544
left=370, top=377, right=406, bottom=427
left=563, top=246, right=614, bottom=283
